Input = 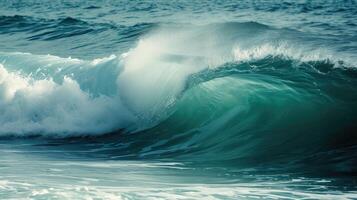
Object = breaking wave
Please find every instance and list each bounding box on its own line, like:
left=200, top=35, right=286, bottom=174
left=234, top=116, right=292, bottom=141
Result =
left=0, top=22, right=357, bottom=173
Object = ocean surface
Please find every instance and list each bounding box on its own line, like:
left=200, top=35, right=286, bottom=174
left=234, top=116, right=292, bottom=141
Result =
left=0, top=0, right=357, bottom=199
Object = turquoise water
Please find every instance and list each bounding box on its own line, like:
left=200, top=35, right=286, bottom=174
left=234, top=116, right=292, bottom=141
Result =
left=0, top=0, right=357, bottom=199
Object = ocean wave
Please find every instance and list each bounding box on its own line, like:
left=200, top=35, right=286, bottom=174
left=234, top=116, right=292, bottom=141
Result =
left=0, top=15, right=155, bottom=42
left=0, top=21, right=356, bottom=137
left=0, top=21, right=356, bottom=175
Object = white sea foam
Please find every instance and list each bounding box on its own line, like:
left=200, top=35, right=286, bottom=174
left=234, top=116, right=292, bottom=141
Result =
left=0, top=62, right=133, bottom=137
left=232, top=42, right=354, bottom=67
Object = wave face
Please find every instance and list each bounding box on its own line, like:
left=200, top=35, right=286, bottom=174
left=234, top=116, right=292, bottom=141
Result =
left=1, top=1, right=357, bottom=199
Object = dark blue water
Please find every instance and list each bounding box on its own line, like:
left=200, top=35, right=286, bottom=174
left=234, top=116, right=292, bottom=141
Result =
left=0, top=0, right=357, bottom=199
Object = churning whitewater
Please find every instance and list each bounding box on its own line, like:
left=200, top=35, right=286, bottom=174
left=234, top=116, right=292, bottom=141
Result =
left=0, top=1, right=357, bottom=199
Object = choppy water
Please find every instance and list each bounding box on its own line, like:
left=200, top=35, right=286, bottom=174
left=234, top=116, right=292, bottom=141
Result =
left=0, top=0, right=357, bottom=199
